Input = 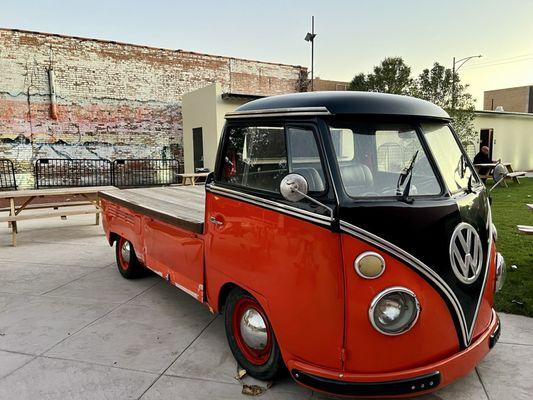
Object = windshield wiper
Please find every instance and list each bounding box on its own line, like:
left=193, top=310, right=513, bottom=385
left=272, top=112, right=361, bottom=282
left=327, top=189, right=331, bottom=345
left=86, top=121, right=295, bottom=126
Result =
left=396, top=150, right=419, bottom=204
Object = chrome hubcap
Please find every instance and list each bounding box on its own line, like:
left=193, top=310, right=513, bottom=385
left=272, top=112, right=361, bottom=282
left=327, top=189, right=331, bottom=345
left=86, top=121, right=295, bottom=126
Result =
left=121, top=241, right=131, bottom=263
left=239, top=308, right=268, bottom=350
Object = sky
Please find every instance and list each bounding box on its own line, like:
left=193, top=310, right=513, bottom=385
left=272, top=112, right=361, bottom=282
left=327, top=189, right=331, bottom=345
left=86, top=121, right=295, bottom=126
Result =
left=1, top=0, right=532, bottom=108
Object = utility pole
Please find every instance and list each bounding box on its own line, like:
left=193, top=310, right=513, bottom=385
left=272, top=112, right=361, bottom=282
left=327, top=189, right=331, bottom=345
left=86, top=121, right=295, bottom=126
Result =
left=305, top=16, right=317, bottom=91
left=452, top=54, right=482, bottom=110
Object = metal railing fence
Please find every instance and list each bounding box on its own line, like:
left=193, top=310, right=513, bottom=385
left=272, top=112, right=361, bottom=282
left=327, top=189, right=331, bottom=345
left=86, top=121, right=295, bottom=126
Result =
left=0, top=159, right=17, bottom=191
left=34, top=158, right=184, bottom=189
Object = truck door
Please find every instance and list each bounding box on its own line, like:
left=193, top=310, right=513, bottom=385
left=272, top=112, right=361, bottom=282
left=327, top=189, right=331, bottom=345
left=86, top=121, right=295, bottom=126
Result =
left=205, top=122, right=345, bottom=370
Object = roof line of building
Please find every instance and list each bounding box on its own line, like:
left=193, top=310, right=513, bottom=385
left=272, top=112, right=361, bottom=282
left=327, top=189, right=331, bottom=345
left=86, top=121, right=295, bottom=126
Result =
left=484, top=84, right=532, bottom=92
left=475, top=109, right=533, bottom=117
left=0, top=27, right=306, bottom=70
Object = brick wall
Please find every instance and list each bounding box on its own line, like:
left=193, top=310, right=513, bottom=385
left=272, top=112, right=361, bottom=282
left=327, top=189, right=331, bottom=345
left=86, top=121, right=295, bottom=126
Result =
left=483, top=86, right=532, bottom=113
left=0, top=29, right=305, bottom=188
left=313, top=78, right=349, bottom=91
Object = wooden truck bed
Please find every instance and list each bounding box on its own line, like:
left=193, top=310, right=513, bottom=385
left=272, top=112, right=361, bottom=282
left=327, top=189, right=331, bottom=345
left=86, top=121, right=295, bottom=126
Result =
left=99, top=186, right=206, bottom=234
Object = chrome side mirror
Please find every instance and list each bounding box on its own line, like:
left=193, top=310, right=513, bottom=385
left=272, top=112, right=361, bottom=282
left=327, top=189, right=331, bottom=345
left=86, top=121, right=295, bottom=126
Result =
left=280, top=173, right=334, bottom=219
left=280, top=174, right=308, bottom=202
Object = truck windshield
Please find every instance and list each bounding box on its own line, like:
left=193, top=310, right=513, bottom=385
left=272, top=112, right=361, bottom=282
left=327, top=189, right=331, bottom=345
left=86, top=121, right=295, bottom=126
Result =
left=328, top=121, right=441, bottom=198
left=422, top=122, right=479, bottom=194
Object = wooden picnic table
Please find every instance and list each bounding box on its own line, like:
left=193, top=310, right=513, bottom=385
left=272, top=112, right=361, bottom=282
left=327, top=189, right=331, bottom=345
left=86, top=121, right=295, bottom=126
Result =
left=0, top=186, right=115, bottom=246
left=177, top=173, right=210, bottom=186
left=474, top=162, right=524, bottom=185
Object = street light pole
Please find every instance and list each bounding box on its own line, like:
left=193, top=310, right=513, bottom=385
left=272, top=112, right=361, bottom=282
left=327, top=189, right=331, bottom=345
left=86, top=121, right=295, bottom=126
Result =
left=452, top=54, right=482, bottom=110
left=305, top=16, right=317, bottom=91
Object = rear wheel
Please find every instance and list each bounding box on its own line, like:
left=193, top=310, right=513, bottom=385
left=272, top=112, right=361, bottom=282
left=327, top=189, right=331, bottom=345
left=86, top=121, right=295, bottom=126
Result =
left=224, top=287, right=284, bottom=380
left=115, top=236, right=145, bottom=279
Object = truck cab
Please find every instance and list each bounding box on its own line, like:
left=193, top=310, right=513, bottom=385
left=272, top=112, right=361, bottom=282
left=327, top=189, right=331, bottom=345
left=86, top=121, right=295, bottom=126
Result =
left=100, top=91, right=504, bottom=397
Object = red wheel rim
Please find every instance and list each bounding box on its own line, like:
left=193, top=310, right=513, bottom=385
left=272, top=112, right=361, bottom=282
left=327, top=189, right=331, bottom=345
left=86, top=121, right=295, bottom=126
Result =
left=118, top=237, right=130, bottom=270
left=232, top=297, right=273, bottom=365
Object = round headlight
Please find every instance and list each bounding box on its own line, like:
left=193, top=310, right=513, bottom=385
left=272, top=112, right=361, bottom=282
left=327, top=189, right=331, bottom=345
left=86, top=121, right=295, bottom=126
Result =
left=369, top=287, right=420, bottom=335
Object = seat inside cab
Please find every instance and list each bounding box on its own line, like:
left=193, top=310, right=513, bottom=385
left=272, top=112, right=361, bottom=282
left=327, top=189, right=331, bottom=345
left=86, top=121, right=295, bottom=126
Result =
left=330, top=123, right=441, bottom=198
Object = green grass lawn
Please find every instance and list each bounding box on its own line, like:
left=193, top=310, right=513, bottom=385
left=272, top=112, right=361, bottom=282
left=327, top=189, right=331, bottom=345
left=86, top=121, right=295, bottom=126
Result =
left=490, top=177, right=533, bottom=317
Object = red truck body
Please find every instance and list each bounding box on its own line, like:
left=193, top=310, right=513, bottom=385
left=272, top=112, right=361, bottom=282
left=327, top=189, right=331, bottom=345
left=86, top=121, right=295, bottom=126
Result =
left=99, top=92, right=503, bottom=398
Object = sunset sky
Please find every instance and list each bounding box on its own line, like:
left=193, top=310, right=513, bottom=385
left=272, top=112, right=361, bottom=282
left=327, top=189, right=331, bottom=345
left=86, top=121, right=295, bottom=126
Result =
left=1, top=0, right=532, bottom=108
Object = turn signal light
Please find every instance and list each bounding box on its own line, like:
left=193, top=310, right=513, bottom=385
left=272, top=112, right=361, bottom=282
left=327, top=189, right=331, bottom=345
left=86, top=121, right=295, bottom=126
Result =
left=355, top=252, right=385, bottom=279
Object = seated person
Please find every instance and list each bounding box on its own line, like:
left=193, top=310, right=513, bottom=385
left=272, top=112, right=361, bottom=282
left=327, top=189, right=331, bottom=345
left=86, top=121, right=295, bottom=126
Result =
left=473, top=146, right=493, bottom=181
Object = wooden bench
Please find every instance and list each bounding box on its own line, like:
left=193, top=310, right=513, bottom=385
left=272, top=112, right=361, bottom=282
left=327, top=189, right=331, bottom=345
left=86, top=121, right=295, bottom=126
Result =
left=176, top=173, right=210, bottom=186
left=506, top=171, right=526, bottom=182
left=0, top=200, right=92, bottom=213
left=0, top=208, right=99, bottom=223
left=0, top=186, right=115, bottom=246
left=474, top=162, right=525, bottom=185
left=517, top=225, right=533, bottom=235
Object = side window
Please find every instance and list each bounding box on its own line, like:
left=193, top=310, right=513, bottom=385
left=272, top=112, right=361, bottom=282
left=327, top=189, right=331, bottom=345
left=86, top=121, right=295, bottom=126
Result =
left=220, top=125, right=288, bottom=194
left=330, top=128, right=354, bottom=162
left=287, top=127, right=326, bottom=192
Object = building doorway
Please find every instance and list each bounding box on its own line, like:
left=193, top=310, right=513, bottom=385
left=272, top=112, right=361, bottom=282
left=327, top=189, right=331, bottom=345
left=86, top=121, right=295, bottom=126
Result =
left=193, top=127, right=204, bottom=171
left=479, top=129, right=494, bottom=159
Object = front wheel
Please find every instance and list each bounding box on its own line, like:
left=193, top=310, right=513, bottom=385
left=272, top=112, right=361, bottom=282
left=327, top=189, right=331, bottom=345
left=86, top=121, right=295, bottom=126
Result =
left=115, top=236, right=145, bottom=279
left=224, top=288, right=284, bottom=380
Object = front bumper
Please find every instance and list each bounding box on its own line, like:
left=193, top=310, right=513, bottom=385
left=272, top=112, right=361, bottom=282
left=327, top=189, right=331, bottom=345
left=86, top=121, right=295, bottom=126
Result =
left=288, top=310, right=500, bottom=397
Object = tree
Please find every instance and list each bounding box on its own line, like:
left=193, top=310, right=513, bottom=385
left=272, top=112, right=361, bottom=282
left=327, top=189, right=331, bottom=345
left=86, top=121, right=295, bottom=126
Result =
left=412, top=63, right=477, bottom=147
left=296, top=69, right=310, bottom=92
left=348, top=73, right=369, bottom=92
left=348, top=57, right=412, bottom=95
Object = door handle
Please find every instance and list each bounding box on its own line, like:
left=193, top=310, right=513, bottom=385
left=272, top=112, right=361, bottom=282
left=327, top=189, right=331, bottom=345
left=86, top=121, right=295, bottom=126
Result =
left=209, top=216, right=224, bottom=226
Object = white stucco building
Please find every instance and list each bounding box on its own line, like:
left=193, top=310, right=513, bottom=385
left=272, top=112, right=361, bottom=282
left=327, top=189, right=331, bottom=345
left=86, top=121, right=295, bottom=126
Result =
left=474, top=110, right=533, bottom=171
left=182, top=83, right=261, bottom=173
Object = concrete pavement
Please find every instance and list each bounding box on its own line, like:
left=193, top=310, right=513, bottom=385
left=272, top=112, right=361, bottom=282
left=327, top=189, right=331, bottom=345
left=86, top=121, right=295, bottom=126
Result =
left=0, top=210, right=531, bottom=399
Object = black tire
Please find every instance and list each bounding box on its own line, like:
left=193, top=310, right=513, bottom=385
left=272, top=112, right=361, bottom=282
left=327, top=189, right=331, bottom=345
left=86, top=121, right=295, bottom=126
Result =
left=115, top=236, right=145, bottom=279
left=224, top=287, right=284, bottom=380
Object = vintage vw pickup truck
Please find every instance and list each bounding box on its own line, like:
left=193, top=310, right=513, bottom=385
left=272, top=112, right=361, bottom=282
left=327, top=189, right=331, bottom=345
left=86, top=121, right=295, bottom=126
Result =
left=99, top=92, right=505, bottom=397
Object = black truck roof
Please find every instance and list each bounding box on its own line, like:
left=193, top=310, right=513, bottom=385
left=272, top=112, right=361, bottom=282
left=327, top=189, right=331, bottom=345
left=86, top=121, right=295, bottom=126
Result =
left=226, top=91, right=450, bottom=121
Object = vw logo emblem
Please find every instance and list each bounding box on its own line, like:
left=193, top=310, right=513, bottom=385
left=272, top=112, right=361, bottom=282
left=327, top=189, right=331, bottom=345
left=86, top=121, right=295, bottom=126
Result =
left=449, top=223, right=484, bottom=284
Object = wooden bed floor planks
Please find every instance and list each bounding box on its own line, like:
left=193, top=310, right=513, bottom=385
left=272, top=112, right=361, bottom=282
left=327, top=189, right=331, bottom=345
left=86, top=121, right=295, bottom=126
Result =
left=99, top=186, right=206, bottom=233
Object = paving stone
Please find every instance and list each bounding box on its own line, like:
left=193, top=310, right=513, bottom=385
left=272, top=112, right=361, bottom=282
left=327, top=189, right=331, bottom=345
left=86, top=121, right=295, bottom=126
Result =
left=416, top=370, right=488, bottom=400
left=167, top=316, right=238, bottom=384
left=0, top=295, right=116, bottom=354
left=167, top=316, right=316, bottom=395
left=498, top=312, right=533, bottom=346
left=0, top=236, right=115, bottom=267
left=0, top=220, right=115, bottom=268
left=0, top=356, right=155, bottom=400
left=0, top=261, right=92, bottom=295
left=477, top=343, right=533, bottom=400
left=43, top=266, right=158, bottom=303
left=0, top=350, right=34, bottom=379
left=141, top=375, right=312, bottom=400
left=0, top=292, right=26, bottom=312
left=46, top=292, right=214, bottom=373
